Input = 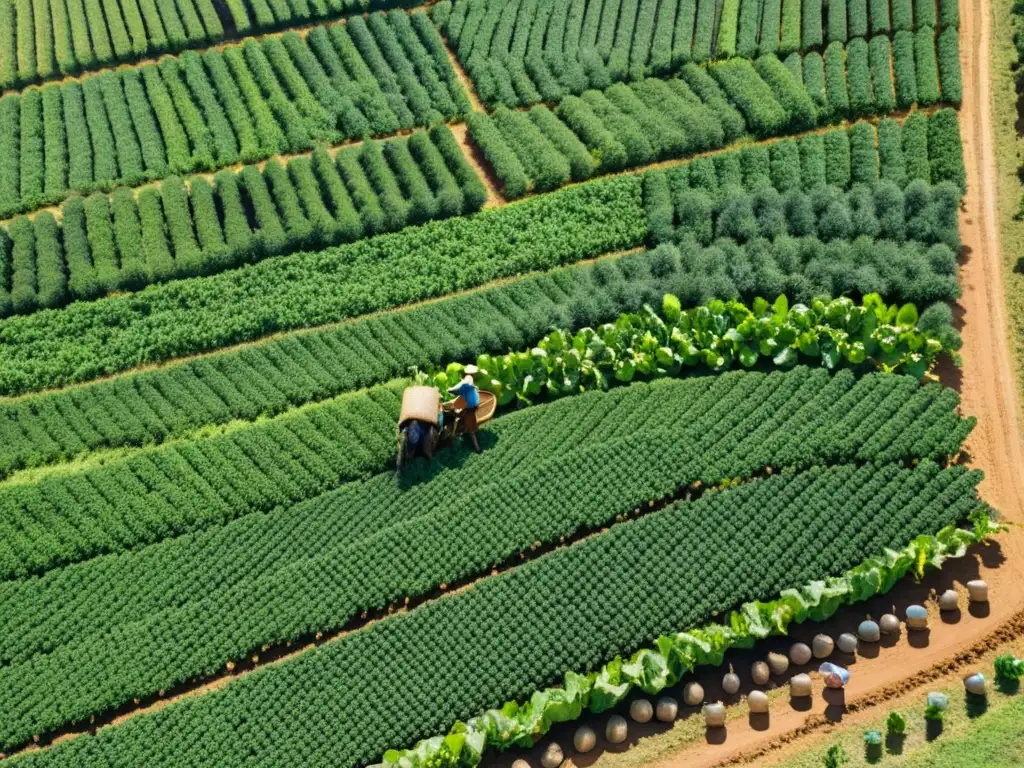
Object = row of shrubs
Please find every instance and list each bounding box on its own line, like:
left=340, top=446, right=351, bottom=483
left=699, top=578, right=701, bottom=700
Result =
left=434, top=0, right=959, bottom=109
left=0, top=126, right=485, bottom=317
left=0, top=0, right=417, bottom=91
left=0, top=10, right=468, bottom=220
left=468, top=42, right=961, bottom=200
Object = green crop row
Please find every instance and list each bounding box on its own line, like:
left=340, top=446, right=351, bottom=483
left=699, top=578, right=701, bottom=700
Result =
left=0, top=126, right=484, bottom=317
left=426, top=292, right=957, bottom=408
left=0, top=0, right=424, bottom=91
left=470, top=43, right=961, bottom=201
left=468, top=74, right=731, bottom=197
left=648, top=175, right=961, bottom=254
left=9, top=453, right=983, bottom=766
left=0, top=175, right=646, bottom=396
left=0, top=10, right=467, bottom=220
left=0, top=110, right=965, bottom=400
left=0, top=368, right=970, bottom=678
left=434, top=0, right=958, bottom=108
left=0, top=382, right=406, bottom=581
left=0, top=250, right=667, bottom=479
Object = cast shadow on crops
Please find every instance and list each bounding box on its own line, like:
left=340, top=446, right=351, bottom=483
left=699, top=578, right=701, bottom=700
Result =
left=926, top=718, right=944, bottom=742
left=885, top=732, right=906, bottom=755
left=966, top=692, right=989, bottom=719
left=395, top=431, right=500, bottom=489
left=865, top=741, right=883, bottom=764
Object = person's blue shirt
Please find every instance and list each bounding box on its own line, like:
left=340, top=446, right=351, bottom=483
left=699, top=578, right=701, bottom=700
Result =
left=450, top=380, right=480, bottom=408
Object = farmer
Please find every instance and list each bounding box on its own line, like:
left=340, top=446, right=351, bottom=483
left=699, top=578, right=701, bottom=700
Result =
left=447, top=365, right=481, bottom=452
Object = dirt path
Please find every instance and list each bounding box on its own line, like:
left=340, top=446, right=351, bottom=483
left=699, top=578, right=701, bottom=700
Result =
left=631, top=1, right=1024, bottom=765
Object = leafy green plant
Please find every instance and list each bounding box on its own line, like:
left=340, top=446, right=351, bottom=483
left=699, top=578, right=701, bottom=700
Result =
left=887, top=710, right=908, bottom=734
left=824, top=744, right=848, bottom=767
left=925, top=692, right=949, bottom=721
left=994, top=655, right=1024, bottom=682
left=426, top=293, right=953, bottom=407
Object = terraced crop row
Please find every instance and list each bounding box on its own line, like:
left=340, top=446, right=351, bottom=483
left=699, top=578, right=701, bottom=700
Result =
left=0, top=10, right=467, bottom=219
left=468, top=52, right=960, bottom=198
left=0, top=0, right=419, bottom=91
left=435, top=0, right=959, bottom=108
left=0, top=248, right=674, bottom=477
left=0, top=110, right=966, bottom=398
left=0, top=175, right=646, bottom=397
left=0, top=369, right=978, bottom=751
left=3, top=368, right=967, bottom=673
left=9, top=454, right=983, bottom=767
left=0, top=125, right=485, bottom=317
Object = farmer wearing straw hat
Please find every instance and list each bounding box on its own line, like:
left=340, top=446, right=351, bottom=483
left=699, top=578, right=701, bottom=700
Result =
left=447, top=364, right=481, bottom=452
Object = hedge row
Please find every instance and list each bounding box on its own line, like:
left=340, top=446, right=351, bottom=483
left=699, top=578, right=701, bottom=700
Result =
left=0, top=10, right=467, bottom=219
left=0, top=126, right=484, bottom=318
left=0, top=175, right=647, bottom=396
left=0, top=247, right=682, bottom=479
left=0, top=109, right=964, bottom=396
left=472, top=41, right=964, bottom=199
left=468, top=75, right=731, bottom=197
left=647, top=175, right=963, bottom=257
left=434, top=0, right=960, bottom=108
left=0, top=0, right=423, bottom=90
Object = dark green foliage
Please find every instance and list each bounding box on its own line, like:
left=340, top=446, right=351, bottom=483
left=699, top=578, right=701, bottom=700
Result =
left=869, top=0, right=890, bottom=33
left=528, top=105, right=597, bottom=182
left=770, top=138, right=802, bottom=191
left=41, top=85, right=67, bottom=199
left=824, top=41, right=850, bottom=114
left=111, top=187, right=148, bottom=290
left=83, top=193, right=118, bottom=292
left=62, top=83, right=92, bottom=191
left=846, top=37, right=875, bottom=115
left=902, top=111, right=931, bottom=183
left=868, top=35, right=896, bottom=111
left=492, top=106, right=572, bottom=193
left=32, top=212, right=65, bottom=309
left=936, top=26, right=961, bottom=104
left=824, top=129, right=852, bottom=187
left=800, top=133, right=826, bottom=187
left=877, top=118, right=907, bottom=186
left=893, top=30, right=918, bottom=107
left=138, top=187, right=175, bottom=283
left=914, top=0, right=936, bottom=27
left=802, top=0, right=823, bottom=48
left=779, top=0, right=802, bottom=54
left=827, top=0, right=848, bottom=41
left=8, top=216, right=37, bottom=313
left=938, top=0, right=958, bottom=28
left=430, top=124, right=488, bottom=213
left=760, top=0, right=781, bottom=53
left=19, top=89, right=44, bottom=208
left=849, top=122, right=879, bottom=184
left=914, top=27, right=940, bottom=105
left=61, top=196, right=100, bottom=299
left=928, top=108, right=966, bottom=193
left=467, top=111, right=529, bottom=198
left=892, top=0, right=913, bottom=30
left=644, top=171, right=674, bottom=244
left=161, top=176, right=204, bottom=275
left=848, top=0, right=868, bottom=36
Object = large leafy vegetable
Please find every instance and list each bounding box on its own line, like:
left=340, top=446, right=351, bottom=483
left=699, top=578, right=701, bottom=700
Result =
left=428, top=293, right=952, bottom=406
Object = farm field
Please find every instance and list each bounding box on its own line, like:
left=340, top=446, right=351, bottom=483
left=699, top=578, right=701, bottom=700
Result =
left=0, top=0, right=1022, bottom=765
